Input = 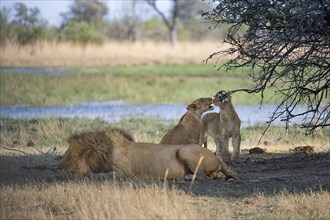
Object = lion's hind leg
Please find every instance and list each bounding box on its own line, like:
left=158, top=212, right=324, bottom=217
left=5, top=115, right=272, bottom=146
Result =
left=231, top=133, right=241, bottom=160
left=215, top=136, right=231, bottom=162
left=176, top=147, right=199, bottom=176
left=177, top=146, right=220, bottom=179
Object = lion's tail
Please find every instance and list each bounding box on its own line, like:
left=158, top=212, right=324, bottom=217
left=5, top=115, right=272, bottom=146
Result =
left=59, top=128, right=134, bottom=177
left=218, top=158, right=238, bottom=179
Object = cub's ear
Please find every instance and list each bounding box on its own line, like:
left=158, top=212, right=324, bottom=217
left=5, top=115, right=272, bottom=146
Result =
left=187, top=103, right=198, bottom=110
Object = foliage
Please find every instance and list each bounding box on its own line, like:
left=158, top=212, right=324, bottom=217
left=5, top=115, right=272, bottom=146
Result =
left=142, top=17, right=168, bottom=41
left=0, top=1, right=223, bottom=45
left=13, top=3, right=46, bottom=27
left=144, top=0, right=219, bottom=44
left=0, top=3, right=51, bottom=45
left=60, top=0, right=108, bottom=24
left=0, top=7, right=10, bottom=45
left=108, top=15, right=142, bottom=41
left=60, top=21, right=105, bottom=45
left=203, top=0, right=330, bottom=134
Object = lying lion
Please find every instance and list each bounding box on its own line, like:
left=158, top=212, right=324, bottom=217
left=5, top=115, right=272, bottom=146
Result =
left=160, top=97, right=214, bottom=145
left=58, top=128, right=236, bottom=180
left=202, top=90, right=241, bottom=161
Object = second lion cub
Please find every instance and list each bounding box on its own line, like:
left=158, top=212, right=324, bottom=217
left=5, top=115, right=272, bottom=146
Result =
left=202, top=90, right=241, bottom=161
left=160, top=97, right=214, bottom=145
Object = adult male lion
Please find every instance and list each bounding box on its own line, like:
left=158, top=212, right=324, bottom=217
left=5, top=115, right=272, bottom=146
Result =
left=160, top=97, right=214, bottom=145
left=58, top=128, right=236, bottom=180
left=202, top=90, right=241, bottom=161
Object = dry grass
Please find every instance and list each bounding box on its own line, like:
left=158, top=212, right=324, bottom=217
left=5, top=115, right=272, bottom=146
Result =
left=231, top=190, right=330, bottom=219
left=1, top=181, right=329, bottom=219
left=240, top=126, right=330, bottom=153
left=0, top=182, right=203, bottom=219
left=0, top=181, right=214, bottom=219
left=0, top=40, right=230, bottom=67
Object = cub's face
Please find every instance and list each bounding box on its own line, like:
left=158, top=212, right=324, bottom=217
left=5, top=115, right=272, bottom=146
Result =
left=186, top=97, right=214, bottom=114
left=213, top=90, right=231, bottom=108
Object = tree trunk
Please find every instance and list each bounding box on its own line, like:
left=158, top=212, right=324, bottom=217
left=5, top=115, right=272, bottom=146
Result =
left=169, top=26, right=177, bottom=46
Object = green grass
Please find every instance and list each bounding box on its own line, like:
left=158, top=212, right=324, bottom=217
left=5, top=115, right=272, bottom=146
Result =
left=80, top=63, right=252, bottom=77
left=1, top=117, right=328, bottom=152
left=0, top=64, right=278, bottom=106
left=0, top=117, right=167, bottom=150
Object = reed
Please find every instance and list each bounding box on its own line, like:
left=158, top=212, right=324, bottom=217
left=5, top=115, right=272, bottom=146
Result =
left=0, top=40, right=231, bottom=67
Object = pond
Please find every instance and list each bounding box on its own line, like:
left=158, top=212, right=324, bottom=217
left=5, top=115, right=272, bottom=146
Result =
left=0, top=67, right=71, bottom=76
left=0, top=101, right=308, bottom=128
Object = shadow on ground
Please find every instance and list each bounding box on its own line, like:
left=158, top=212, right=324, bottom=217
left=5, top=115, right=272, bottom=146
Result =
left=1, top=151, right=329, bottom=198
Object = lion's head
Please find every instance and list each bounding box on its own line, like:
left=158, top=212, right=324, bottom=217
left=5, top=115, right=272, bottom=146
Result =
left=58, top=129, right=134, bottom=177
left=186, top=97, right=214, bottom=114
left=58, top=145, right=84, bottom=177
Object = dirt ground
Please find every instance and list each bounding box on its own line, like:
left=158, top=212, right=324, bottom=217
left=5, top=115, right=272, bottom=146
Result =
left=182, top=152, right=330, bottom=197
left=1, top=151, right=329, bottom=198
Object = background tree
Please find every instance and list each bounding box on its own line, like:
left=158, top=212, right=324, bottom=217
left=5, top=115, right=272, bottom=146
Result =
left=60, top=20, right=104, bottom=45
left=107, top=2, right=142, bottom=42
left=61, top=0, right=108, bottom=24
left=60, top=0, right=108, bottom=45
left=203, top=0, right=330, bottom=135
left=145, top=0, right=179, bottom=45
left=0, top=7, right=11, bottom=45
left=3, top=3, right=49, bottom=45
left=145, top=0, right=208, bottom=44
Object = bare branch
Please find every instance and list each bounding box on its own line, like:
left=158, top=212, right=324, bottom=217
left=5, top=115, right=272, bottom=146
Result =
left=203, top=0, right=330, bottom=135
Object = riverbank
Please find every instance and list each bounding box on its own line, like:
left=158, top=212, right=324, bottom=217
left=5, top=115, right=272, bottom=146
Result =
left=0, top=101, right=314, bottom=129
left=0, top=64, right=277, bottom=106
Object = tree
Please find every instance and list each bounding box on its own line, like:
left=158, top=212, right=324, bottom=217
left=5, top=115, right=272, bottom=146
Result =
left=61, top=0, right=108, bottom=25
left=145, top=0, right=178, bottom=45
left=0, top=7, right=11, bottom=45
left=145, top=0, right=204, bottom=44
left=60, top=0, right=108, bottom=45
left=9, top=3, right=48, bottom=45
left=60, top=20, right=104, bottom=45
left=107, top=2, right=142, bottom=42
left=202, top=0, right=330, bottom=135
left=14, top=3, right=45, bottom=27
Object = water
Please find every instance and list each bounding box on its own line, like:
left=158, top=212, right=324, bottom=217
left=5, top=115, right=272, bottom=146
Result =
left=0, top=67, right=70, bottom=76
left=0, top=101, right=309, bottom=128
left=0, top=67, right=316, bottom=127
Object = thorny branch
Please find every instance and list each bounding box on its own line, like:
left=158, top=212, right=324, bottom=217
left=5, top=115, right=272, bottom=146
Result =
left=203, top=0, right=330, bottom=136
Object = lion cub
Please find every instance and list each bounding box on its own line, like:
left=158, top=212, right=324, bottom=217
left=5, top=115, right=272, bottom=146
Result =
left=160, top=97, right=214, bottom=145
left=202, top=90, right=241, bottom=161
